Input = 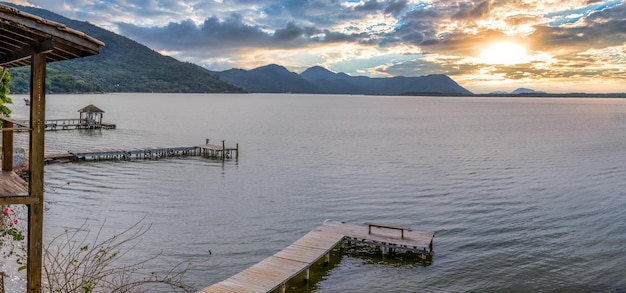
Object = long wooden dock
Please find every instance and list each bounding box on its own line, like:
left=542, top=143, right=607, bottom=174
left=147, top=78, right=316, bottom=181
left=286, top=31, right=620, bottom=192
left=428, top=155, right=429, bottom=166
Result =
left=198, top=220, right=435, bottom=293
left=43, top=140, right=239, bottom=164
left=13, top=118, right=116, bottom=131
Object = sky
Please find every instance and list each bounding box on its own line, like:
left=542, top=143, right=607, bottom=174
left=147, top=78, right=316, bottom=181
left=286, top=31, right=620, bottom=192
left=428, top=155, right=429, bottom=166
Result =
left=6, top=0, right=626, bottom=93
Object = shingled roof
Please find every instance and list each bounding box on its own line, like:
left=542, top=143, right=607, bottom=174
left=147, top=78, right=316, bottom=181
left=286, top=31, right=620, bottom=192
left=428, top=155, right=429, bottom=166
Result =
left=0, top=4, right=104, bottom=68
left=77, top=104, right=105, bottom=113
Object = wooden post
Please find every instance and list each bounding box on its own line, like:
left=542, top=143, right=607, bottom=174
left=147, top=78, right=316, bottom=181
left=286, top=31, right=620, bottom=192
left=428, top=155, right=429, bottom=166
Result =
left=279, top=284, right=286, bottom=293
left=27, top=50, right=47, bottom=293
left=305, top=267, right=310, bottom=282
left=221, top=140, right=225, bottom=160
left=205, top=138, right=209, bottom=145
left=2, top=121, right=13, bottom=171
left=236, top=143, right=239, bottom=159
left=1, top=271, right=5, bottom=293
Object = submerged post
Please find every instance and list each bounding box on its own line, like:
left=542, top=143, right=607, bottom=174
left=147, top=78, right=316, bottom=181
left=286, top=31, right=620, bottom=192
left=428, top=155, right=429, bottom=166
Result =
left=221, top=140, right=225, bottom=160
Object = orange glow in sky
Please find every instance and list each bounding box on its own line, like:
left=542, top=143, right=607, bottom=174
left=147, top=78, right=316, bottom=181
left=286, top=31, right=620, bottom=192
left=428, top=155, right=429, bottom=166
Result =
left=6, top=0, right=626, bottom=94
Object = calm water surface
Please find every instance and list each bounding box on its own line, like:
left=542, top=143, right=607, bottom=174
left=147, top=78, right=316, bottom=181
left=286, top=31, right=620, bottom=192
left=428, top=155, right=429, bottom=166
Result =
left=7, top=93, right=626, bottom=292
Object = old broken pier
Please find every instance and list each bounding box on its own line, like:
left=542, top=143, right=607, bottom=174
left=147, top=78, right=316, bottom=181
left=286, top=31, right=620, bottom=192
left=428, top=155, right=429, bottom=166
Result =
left=44, top=139, right=239, bottom=164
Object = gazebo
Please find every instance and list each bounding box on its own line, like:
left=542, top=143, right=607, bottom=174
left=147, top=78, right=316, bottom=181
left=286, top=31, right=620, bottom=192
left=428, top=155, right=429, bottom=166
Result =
left=78, top=104, right=105, bottom=128
left=0, top=4, right=104, bottom=292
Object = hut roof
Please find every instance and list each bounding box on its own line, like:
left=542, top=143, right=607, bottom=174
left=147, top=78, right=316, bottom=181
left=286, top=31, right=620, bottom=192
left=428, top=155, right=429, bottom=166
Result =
left=0, top=4, right=104, bottom=68
left=78, top=104, right=105, bottom=113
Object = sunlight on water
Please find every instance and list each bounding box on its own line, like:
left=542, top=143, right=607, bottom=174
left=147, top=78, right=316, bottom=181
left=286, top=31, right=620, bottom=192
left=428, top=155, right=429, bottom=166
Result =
left=7, top=94, right=626, bottom=292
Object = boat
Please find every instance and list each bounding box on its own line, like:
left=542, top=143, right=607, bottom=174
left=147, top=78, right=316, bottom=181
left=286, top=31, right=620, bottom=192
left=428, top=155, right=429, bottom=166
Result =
left=24, top=98, right=30, bottom=106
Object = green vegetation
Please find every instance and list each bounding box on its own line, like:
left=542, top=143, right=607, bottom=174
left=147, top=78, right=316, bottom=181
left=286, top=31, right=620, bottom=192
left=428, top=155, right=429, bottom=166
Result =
left=6, top=4, right=244, bottom=94
left=0, top=68, right=11, bottom=117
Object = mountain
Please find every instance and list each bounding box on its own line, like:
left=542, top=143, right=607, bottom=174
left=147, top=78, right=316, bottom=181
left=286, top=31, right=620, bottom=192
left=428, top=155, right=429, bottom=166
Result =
left=300, top=66, right=371, bottom=94
left=215, top=65, right=473, bottom=95
left=4, top=3, right=244, bottom=94
left=215, top=64, right=321, bottom=93
left=512, top=88, right=546, bottom=95
left=3, top=3, right=470, bottom=96
left=489, top=88, right=548, bottom=95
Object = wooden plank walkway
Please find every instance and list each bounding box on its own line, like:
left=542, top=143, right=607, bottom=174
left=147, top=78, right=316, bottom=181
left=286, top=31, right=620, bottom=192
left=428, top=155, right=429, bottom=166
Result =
left=0, top=170, right=28, bottom=197
left=198, top=220, right=435, bottom=293
left=12, top=118, right=116, bottom=130
left=43, top=140, right=239, bottom=164
left=0, top=169, right=37, bottom=205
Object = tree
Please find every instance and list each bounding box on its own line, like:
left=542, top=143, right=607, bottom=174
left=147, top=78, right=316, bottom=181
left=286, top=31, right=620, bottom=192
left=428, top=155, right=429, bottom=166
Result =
left=0, top=67, right=11, bottom=119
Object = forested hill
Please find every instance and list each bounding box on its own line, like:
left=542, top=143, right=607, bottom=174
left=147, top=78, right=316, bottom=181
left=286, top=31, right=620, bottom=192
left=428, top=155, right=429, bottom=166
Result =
left=4, top=3, right=244, bottom=94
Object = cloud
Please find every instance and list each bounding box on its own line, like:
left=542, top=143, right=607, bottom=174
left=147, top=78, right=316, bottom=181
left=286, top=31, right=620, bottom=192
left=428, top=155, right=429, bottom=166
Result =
left=452, top=1, right=491, bottom=20
left=5, top=0, right=626, bottom=93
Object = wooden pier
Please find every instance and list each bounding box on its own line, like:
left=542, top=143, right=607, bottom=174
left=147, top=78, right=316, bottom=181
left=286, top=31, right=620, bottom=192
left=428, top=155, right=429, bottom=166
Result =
left=43, top=139, right=239, bottom=164
left=198, top=220, right=435, bottom=293
left=15, top=104, right=117, bottom=130
left=43, top=118, right=116, bottom=130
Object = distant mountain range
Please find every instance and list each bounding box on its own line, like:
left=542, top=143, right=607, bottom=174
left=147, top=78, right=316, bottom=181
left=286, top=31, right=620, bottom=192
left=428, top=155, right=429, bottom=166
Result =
left=5, top=3, right=473, bottom=96
left=209, top=65, right=473, bottom=95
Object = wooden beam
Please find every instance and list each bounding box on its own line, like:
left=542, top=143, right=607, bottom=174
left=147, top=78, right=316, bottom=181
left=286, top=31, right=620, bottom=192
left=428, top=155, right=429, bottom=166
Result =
left=0, top=9, right=102, bottom=54
left=0, top=38, right=53, bottom=66
left=27, top=50, right=46, bottom=293
left=2, top=120, right=13, bottom=171
left=0, top=196, right=39, bottom=205
left=0, top=114, right=29, bottom=127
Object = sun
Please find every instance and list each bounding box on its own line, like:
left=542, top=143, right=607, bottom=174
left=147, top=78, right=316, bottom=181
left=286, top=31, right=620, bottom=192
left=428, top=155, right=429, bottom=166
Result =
left=479, top=42, right=531, bottom=65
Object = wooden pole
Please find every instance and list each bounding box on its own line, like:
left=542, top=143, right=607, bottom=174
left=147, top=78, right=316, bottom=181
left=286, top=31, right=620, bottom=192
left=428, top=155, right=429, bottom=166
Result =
left=221, top=140, right=225, bottom=160
left=2, top=121, right=13, bottom=171
left=305, top=267, right=310, bottom=282
left=1, top=271, right=5, bottom=293
left=27, top=50, right=47, bottom=293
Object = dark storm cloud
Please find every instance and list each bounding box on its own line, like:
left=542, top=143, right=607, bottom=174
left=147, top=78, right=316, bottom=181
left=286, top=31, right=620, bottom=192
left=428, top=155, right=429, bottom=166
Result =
left=355, top=0, right=385, bottom=12
left=452, top=1, right=491, bottom=20
left=384, top=0, right=408, bottom=17
left=274, top=22, right=306, bottom=41
left=117, top=12, right=365, bottom=51
left=528, top=2, right=626, bottom=51
left=382, top=8, right=441, bottom=46
left=117, top=13, right=270, bottom=50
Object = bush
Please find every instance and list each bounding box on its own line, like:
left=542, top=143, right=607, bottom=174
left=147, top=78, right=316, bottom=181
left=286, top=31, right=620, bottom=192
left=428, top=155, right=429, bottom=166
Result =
left=43, top=219, right=194, bottom=293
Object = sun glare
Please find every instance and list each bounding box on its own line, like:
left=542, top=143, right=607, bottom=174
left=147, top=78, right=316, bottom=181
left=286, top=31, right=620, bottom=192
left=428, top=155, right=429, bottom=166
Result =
left=479, top=42, right=530, bottom=65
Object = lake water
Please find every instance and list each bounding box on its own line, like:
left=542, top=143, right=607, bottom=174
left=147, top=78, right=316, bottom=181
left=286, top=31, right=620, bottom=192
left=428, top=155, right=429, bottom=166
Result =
left=6, top=93, right=626, bottom=292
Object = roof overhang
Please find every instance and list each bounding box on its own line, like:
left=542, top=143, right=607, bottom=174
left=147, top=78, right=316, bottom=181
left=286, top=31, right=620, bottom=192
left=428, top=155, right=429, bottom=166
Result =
left=0, top=4, right=104, bottom=68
